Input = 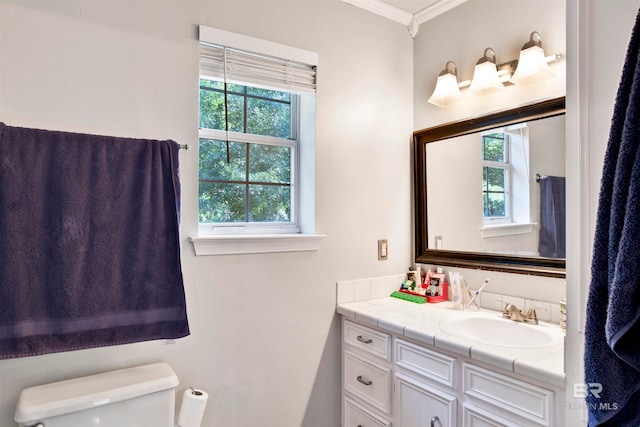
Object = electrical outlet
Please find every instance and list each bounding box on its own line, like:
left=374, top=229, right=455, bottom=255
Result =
left=434, top=235, right=443, bottom=250
left=378, top=239, right=388, bottom=260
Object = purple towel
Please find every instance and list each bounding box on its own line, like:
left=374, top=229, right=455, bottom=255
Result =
left=0, top=123, right=189, bottom=359
left=537, top=175, right=566, bottom=258
left=584, top=6, right=640, bottom=426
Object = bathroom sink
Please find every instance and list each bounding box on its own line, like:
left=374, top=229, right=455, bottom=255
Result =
left=438, top=313, right=564, bottom=348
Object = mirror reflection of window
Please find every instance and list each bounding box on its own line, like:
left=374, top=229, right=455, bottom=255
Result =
left=415, top=97, right=566, bottom=275
left=482, top=131, right=509, bottom=221
left=481, top=124, right=531, bottom=227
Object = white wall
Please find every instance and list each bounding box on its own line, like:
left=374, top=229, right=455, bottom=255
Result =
left=0, top=1, right=413, bottom=426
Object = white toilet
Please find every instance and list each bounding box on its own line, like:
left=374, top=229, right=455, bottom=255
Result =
left=14, top=362, right=179, bottom=427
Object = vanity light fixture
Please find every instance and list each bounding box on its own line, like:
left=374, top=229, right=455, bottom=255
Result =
left=427, top=31, right=563, bottom=108
left=427, top=61, right=464, bottom=108
left=468, top=48, right=505, bottom=96
left=510, top=31, right=555, bottom=85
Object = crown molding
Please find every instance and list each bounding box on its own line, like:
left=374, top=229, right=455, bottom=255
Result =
left=342, top=0, right=413, bottom=25
left=414, top=0, right=469, bottom=25
left=342, top=0, right=469, bottom=37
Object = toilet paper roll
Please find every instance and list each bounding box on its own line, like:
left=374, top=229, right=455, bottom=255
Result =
left=178, top=388, right=208, bottom=427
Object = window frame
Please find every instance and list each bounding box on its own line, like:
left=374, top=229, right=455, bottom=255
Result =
left=481, top=130, right=511, bottom=224
left=197, top=82, right=301, bottom=235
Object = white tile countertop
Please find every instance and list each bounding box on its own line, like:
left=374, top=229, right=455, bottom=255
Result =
left=337, top=297, right=566, bottom=388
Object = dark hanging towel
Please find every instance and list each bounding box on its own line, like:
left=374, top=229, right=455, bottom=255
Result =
left=537, top=175, right=566, bottom=258
left=584, top=7, right=640, bottom=427
left=0, top=123, right=189, bottom=359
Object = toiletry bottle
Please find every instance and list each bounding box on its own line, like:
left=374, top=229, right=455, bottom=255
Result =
left=425, top=269, right=434, bottom=296
left=436, top=267, right=446, bottom=297
left=449, top=272, right=463, bottom=310
left=416, top=266, right=423, bottom=295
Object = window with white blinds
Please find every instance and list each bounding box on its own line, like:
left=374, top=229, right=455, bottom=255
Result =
left=199, top=44, right=316, bottom=94
left=196, top=25, right=318, bottom=241
left=198, top=25, right=317, bottom=94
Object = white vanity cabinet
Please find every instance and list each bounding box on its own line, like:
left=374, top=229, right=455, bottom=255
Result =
left=341, top=318, right=563, bottom=427
left=342, top=320, right=393, bottom=426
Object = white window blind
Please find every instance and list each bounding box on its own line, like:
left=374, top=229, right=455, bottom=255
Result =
left=199, top=42, right=316, bottom=94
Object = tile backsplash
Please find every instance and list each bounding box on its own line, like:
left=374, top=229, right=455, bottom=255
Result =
left=336, top=274, right=405, bottom=304
left=477, top=291, right=560, bottom=323
left=337, top=273, right=562, bottom=325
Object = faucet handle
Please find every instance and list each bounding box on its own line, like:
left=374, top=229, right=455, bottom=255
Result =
left=499, top=301, right=511, bottom=317
left=501, top=302, right=526, bottom=322
left=525, top=308, right=538, bottom=324
left=500, top=301, right=516, bottom=310
left=524, top=306, right=547, bottom=325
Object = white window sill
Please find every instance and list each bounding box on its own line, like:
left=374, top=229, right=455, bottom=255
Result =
left=480, top=223, right=536, bottom=238
left=189, top=234, right=325, bottom=256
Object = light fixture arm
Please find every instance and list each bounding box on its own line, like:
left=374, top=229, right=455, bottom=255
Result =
left=521, top=31, right=543, bottom=50
left=440, top=61, right=458, bottom=77
left=476, top=47, right=497, bottom=65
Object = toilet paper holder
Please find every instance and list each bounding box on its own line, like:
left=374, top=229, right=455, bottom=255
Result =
left=178, top=386, right=208, bottom=427
left=188, top=387, right=204, bottom=396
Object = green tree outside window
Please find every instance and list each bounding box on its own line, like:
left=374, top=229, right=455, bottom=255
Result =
left=198, top=80, right=295, bottom=224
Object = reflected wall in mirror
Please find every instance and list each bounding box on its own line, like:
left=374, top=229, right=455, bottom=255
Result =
left=414, top=97, right=565, bottom=277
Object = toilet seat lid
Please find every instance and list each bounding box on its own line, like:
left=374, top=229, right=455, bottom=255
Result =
left=14, top=362, right=178, bottom=423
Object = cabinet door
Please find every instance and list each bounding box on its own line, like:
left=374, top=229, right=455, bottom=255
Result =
left=395, top=374, right=457, bottom=427
left=462, top=403, right=513, bottom=427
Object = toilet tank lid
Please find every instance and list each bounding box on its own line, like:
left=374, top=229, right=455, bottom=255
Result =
left=14, top=362, right=179, bottom=423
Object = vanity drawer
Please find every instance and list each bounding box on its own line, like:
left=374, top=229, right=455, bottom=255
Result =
left=463, top=363, right=553, bottom=426
left=343, top=396, right=391, bottom=427
left=344, top=350, right=392, bottom=415
left=395, top=338, right=456, bottom=388
left=344, top=320, right=391, bottom=361
left=463, top=403, right=514, bottom=427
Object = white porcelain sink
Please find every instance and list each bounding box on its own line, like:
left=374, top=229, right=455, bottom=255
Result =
left=438, top=313, right=564, bottom=348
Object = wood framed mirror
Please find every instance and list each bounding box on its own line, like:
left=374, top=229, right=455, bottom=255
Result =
left=414, top=97, right=566, bottom=278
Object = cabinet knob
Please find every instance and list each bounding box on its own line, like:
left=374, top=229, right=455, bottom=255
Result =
left=356, top=335, right=373, bottom=344
left=356, top=375, right=373, bottom=386
left=430, top=416, right=440, bottom=427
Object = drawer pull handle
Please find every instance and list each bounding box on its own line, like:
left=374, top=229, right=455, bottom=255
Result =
left=356, top=335, right=373, bottom=344
left=430, top=416, right=440, bottom=427
left=356, top=375, right=372, bottom=386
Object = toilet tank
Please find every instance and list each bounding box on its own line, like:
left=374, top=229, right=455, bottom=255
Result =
left=14, top=362, right=179, bottom=427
